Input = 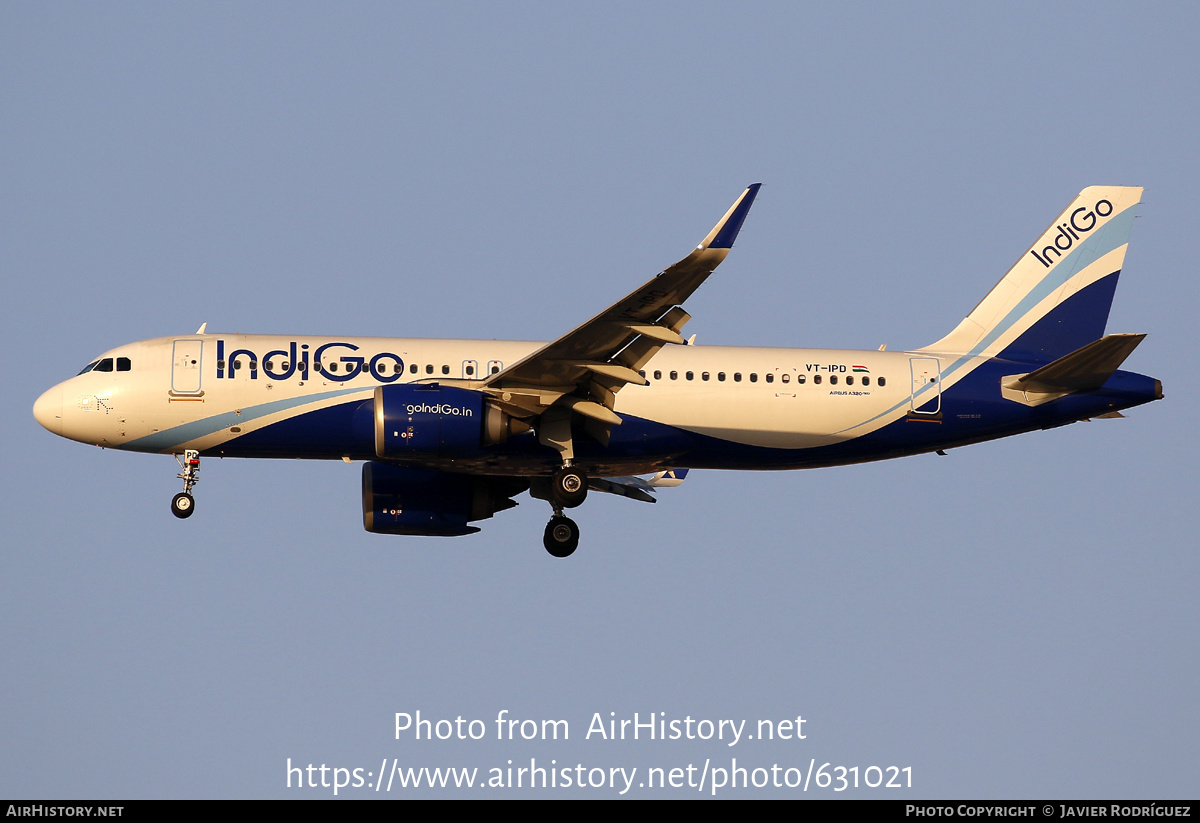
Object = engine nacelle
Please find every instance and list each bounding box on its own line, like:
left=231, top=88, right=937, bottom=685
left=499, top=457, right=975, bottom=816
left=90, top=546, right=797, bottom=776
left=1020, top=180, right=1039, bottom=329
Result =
left=362, top=462, right=526, bottom=536
left=374, top=383, right=529, bottom=458
left=374, top=383, right=486, bottom=458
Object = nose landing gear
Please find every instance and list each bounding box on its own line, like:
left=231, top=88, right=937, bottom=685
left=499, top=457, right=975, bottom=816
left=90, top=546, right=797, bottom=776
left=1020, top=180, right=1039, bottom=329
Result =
left=170, top=492, right=194, bottom=518
left=171, top=450, right=200, bottom=519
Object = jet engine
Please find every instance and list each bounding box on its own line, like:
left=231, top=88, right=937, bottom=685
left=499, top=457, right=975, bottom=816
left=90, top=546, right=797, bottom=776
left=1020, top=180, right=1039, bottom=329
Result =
left=373, top=384, right=528, bottom=458
left=361, top=461, right=527, bottom=536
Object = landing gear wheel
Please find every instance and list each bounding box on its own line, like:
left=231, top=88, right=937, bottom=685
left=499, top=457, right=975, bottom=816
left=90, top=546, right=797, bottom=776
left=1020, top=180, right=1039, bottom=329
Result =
left=171, top=492, right=195, bottom=519
left=543, top=515, right=580, bottom=558
left=172, top=451, right=201, bottom=520
left=551, top=467, right=588, bottom=508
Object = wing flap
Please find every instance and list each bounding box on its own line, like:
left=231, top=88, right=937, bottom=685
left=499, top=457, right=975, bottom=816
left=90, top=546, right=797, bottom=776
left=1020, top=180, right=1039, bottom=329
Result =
left=481, top=184, right=761, bottom=461
left=483, top=184, right=761, bottom=402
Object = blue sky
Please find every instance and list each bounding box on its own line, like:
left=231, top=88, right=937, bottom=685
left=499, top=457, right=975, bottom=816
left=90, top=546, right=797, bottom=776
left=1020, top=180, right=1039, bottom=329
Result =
left=3, top=2, right=1197, bottom=798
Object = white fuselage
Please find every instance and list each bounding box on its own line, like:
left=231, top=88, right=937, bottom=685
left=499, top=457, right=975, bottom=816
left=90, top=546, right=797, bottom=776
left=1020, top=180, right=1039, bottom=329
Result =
left=36, top=333, right=936, bottom=459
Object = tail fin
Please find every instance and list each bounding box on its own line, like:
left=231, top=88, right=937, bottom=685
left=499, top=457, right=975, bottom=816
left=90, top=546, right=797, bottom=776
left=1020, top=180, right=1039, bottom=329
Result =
left=922, top=187, right=1142, bottom=364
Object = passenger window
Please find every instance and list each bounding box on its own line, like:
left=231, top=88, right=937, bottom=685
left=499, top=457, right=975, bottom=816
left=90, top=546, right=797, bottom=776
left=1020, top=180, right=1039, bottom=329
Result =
left=814, top=374, right=822, bottom=384
left=654, top=370, right=662, bottom=380
left=846, top=375, right=853, bottom=385
left=426, top=364, right=434, bottom=374
left=702, top=372, right=710, bottom=381
left=862, top=376, right=870, bottom=386
left=878, top=376, right=886, bottom=387
left=830, top=375, right=838, bottom=385
left=797, top=375, right=806, bottom=384
left=749, top=373, right=757, bottom=383
left=466, top=365, right=475, bottom=376
left=216, top=360, right=226, bottom=370
left=638, top=370, right=645, bottom=378
left=733, top=373, right=741, bottom=382
left=670, top=371, right=678, bottom=380
left=718, top=372, right=726, bottom=382
left=781, top=373, right=790, bottom=383
left=765, top=373, right=774, bottom=384
left=491, top=365, right=500, bottom=374
left=686, top=371, right=694, bottom=381
left=331, top=363, right=340, bottom=372
left=410, top=364, right=418, bottom=374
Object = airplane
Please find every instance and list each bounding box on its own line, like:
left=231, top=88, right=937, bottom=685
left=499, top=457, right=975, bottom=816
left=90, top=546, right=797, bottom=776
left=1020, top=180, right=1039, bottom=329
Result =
left=32, top=184, right=1162, bottom=557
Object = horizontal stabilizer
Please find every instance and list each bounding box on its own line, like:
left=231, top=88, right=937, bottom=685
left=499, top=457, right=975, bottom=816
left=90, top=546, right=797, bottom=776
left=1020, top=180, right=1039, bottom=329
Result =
left=1001, top=333, right=1146, bottom=406
left=646, top=468, right=688, bottom=487
left=1007, top=333, right=1145, bottom=393
left=589, top=477, right=658, bottom=504
left=592, top=468, right=690, bottom=503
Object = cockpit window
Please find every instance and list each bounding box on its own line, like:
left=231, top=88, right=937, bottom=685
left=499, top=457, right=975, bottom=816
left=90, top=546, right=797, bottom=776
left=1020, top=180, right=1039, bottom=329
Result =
left=117, top=357, right=131, bottom=372
left=93, top=358, right=115, bottom=372
left=77, top=360, right=100, bottom=375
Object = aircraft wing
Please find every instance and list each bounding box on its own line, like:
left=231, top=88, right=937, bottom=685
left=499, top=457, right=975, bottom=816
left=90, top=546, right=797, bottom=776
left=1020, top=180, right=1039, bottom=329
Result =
left=480, top=184, right=761, bottom=429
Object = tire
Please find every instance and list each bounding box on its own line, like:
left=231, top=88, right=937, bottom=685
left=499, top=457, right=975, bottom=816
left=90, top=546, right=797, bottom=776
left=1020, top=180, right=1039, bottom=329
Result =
left=543, top=515, right=579, bottom=558
left=551, top=467, right=588, bottom=508
left=171, top=492, right=195, bottom=519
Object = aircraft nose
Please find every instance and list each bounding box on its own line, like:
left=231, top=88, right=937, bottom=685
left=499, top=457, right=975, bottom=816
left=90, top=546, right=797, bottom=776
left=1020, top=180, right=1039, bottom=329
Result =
left=33, top=385, right=63, bottom=435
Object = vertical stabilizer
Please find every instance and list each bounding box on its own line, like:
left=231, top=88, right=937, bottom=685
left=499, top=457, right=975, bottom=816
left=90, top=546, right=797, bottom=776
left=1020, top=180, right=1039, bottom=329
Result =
left=922, top=187, right=1142, bottom=364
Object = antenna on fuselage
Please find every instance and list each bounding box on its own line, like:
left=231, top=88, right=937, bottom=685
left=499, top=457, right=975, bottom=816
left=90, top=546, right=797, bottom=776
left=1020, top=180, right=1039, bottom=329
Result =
left=195, top=323, right=208, bottom=335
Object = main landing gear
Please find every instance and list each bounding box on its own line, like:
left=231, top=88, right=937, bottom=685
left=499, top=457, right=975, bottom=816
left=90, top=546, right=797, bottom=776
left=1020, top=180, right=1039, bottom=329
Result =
left=542, top=465, right=588, bottom=558
left=552, top=466, right=587, bottom=508
left=543, top=514, right=580, bottom=558
left=171, top=450, right=200, bottom=519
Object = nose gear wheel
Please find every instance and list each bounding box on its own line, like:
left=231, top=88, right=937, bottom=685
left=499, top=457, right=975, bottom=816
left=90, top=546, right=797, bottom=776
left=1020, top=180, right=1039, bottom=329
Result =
left=172, top=450, right=201, bottom=520
left=171, top=492, right=195, bottom=518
